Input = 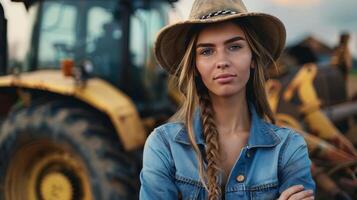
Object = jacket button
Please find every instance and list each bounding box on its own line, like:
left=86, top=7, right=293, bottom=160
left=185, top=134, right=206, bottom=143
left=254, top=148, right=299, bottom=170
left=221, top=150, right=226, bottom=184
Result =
left=236, top=174, right=245, bottom=182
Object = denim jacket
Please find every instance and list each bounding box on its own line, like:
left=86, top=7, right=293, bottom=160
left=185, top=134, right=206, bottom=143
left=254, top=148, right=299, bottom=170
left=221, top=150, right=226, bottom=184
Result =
left=140, top=104, right=315, bottom=200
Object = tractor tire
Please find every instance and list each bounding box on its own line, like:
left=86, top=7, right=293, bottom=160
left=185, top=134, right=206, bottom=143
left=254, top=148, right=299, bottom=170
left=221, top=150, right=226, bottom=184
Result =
left=0, top=101, right=141, bottom=200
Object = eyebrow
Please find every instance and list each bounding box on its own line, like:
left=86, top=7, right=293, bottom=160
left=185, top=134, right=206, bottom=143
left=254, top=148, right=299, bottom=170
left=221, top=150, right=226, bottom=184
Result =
left=196, top=36, right=245, bottom=49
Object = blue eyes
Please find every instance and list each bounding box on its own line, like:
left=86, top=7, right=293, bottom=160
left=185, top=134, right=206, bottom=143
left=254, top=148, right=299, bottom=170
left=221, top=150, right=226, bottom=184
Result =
left=200, top=48, right=214, bottom=56
left=229, top=44, right=242, bottom=51
left=198, top=44, right=242, bottom=56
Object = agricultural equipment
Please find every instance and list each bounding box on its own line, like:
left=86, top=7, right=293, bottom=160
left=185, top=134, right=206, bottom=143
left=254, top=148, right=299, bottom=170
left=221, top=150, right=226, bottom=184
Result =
left=0, top=0, right=177, bottom=199
left=267, top=36, right=357, bottom=200
left=1, top=0, right=356, bottom=199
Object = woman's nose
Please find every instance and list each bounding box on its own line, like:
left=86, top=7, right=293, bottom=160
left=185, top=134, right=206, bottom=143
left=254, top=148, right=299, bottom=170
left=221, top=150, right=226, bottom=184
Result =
left=216, top=60, right=230, bottom=69
left=215, top=50, right=230, bottom=69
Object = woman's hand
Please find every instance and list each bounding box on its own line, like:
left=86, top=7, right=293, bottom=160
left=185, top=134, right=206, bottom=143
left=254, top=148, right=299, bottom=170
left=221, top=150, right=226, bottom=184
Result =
left=278, top=185, right=314, bottom=200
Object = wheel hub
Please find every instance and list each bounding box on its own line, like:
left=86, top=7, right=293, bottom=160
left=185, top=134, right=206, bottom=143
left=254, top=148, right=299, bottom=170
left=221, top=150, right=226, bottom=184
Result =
left=40, top=172, right=73, bottom=200
left=5, top=140, right=92, bottom=200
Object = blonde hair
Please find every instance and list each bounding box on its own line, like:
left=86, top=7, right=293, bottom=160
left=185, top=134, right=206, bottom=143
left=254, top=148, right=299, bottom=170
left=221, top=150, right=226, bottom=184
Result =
left=170, top=18, right=276, bottom=200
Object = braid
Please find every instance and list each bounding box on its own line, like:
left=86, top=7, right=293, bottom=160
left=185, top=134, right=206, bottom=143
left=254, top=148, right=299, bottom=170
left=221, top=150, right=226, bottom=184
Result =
left=197, top=81, right=221, bottom=200
left=172, top=19, right=276, bottom=200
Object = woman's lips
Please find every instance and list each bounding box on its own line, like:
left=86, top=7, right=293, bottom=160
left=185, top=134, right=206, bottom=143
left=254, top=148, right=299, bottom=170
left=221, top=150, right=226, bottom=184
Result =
left=213, top=73, right=237, bottom=84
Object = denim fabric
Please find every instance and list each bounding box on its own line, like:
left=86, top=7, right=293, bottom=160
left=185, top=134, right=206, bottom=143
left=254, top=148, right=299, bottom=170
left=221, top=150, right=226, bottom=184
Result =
left=140, top=104, right=315, bottom=200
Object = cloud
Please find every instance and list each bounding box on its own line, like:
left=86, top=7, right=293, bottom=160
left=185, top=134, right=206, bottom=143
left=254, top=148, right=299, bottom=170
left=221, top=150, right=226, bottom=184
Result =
left=271, top=0, right=320, bottom=7
left=172, top=0, right=357, bottom=57
left=320, top=0, right=357, bottom=31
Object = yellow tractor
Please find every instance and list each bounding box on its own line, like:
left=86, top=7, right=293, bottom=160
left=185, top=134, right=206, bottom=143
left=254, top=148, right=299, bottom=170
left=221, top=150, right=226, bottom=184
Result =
left=0, top=0, right=177, bottom=199
left=266, top=37, right=357, bottom=199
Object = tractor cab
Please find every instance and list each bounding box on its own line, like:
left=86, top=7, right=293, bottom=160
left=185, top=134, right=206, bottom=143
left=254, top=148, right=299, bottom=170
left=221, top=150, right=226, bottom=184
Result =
left=0, top=0, right=178, bottom=199
left=18, top=0, right=174, bottom=108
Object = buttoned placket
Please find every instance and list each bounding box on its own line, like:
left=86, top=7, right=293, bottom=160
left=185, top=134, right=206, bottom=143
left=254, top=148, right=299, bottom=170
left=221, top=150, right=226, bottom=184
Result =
left=172, top=103, right=280, bottom=199
left=223, top=146, right=249, bottom=196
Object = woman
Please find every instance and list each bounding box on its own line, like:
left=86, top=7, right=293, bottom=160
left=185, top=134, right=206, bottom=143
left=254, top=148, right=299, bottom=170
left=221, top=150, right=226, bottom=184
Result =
left=140, top=0, right=315, bottom=199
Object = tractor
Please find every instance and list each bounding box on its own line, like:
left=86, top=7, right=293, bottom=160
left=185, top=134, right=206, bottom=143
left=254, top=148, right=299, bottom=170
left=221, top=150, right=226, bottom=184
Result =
left=2, top=0, right=357, bottom=199
left=0, top=0, right=177, bottom=199
left=266, top=36, right=357, bottom=199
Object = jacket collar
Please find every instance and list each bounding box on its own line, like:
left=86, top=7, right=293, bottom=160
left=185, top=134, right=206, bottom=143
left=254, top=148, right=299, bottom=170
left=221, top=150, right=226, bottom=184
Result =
left=174, top=108, right=206, bottom=145
left=174, top=102, right=280, bottom=148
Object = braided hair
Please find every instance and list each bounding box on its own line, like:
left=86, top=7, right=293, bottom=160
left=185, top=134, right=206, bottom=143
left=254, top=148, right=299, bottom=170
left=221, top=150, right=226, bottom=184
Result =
left=170, top=19, right=276, bottom=199
left=196, top=75, right=222, bottom=200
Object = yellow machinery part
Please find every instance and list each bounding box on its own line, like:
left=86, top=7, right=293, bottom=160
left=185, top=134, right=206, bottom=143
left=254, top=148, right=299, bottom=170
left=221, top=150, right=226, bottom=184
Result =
left=305, top=110, right=341, bottom=140
left=275, top=113, right=303, bottom=130
left=274, top=112, right=356, bottom=162
left=283, top=63, right=321, bottom=111
left=6, top=140, right=93, bottom=200
left=266, top=79, right=282, bottom=114
left=0, top=70, right=146, bottom=151
left=40, top=172, right=73, bottom=200
left=282, top=63, right=357, bottom=156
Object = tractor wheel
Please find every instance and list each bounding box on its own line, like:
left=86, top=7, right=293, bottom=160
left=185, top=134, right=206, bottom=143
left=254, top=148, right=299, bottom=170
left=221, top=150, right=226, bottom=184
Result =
left=0, top=101, right=141, bottom=200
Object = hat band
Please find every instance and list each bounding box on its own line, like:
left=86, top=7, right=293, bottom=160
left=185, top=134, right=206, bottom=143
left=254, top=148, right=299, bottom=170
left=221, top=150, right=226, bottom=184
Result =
left=200, top=9, right=238, bottom=20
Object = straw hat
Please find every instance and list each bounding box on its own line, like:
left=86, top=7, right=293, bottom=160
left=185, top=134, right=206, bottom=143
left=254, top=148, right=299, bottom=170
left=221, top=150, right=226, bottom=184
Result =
left=154, top=0, right=286, bottom=74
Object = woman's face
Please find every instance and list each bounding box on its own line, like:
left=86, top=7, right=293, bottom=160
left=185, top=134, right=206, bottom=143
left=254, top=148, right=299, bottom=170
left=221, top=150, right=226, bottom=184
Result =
left=195, top=22, right=253, bottom=98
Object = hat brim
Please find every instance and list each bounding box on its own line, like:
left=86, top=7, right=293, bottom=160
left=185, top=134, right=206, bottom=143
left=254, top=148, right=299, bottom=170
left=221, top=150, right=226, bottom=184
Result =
left=154, top=12, right=286, bottom=74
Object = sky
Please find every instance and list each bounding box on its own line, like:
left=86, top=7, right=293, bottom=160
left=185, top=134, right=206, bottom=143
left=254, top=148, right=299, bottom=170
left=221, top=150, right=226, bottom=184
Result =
left=1, top=0, right=357, bottom=59
left=173, top=0, right=357, bottom=56
left=0, top=0, right=29, bottom=59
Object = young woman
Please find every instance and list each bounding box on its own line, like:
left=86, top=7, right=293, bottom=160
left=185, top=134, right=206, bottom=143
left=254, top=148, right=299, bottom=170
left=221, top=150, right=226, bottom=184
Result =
left=140, top=0, right=315, bottom=199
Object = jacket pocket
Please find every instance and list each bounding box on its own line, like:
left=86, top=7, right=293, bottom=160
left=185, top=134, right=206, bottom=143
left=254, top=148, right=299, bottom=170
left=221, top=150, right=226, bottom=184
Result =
left=249, top=181, right=279, bottom=200
left=175, top=175, right=206, bottom=200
